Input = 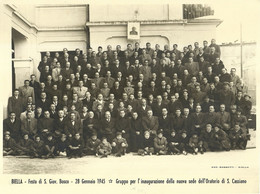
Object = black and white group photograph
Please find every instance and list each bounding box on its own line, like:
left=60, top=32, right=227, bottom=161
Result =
left=0, top=1, right=259, bottom=193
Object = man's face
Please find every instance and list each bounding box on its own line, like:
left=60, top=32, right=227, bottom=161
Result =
left=5, top=134, right=10, bottom=140
left=89, top=112, right=94, bottom=118
left=170, top=96, right=176, bottom=102
left=196, top=106, right=201, bottom=113
left=220, top=105, right=225, bottom=112
left=206, top=126, right=212, bottom=133
left=44, top=111, right=50, bottom=118
left=36, top=137, right=40, bottom=142
left=10, top=113, right=16, bottom=120
left=70, top=114, right=76, bottom=121
left=75, top=134, right=80, bottom=140
left=14, top=90, right=19, bottom=96
left=50, top=104, right=55, bottom=111
left=24, top=81, right=29, bottom=87
left=147, top=110, right=153, bottom=117
left=158, top=133, right=163, bottom=138
left=24, top=135, right=29, bottom=140
left=105, top=112, right=111, bottom=119
left=58, top=110, right=64, bottom=118
left=144, top=133, right=150, bottom=139
left=176, top=110, right=181, bottom=116
left=162, top=109, right=167, bottom=116
left=133, top=113, right=138, bottom=120
left=209, top=106, right=214, bottom=113
left=120, top=111, right=125, bottom=118
left=27, top=105, right=32, bottom=112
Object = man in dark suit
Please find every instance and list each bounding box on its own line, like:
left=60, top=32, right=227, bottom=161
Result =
left=142, top=109, right=159, bottom=138
left=53, top=110, right=66, bottom=139
left=152, top=95, right=167, bottom=117
left=190, top=105, right=206, bottom=135
left=3, top=112, right=21, bottom=142
left=100, top=111, right=116, bottom=142
left=36, top=92, right=50, bottom=112
left=21, top=111, right=37, bottom=139
left=64, top=112, right=82, bottom=138
left=7, top=89, right=23, bottom=117
left=19, top=80, right=35, bottom=104
left=137, top=99, right=151, bottom=118
left=158, top=108, right=173, bottom=139
left=37, top=110, right=54, bottom=140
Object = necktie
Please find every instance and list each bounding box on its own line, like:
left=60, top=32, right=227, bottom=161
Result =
left=28, top=120, right=31, bottom=132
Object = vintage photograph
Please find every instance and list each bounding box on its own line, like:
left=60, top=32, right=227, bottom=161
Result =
left=0, top=2, right=259, bottom=193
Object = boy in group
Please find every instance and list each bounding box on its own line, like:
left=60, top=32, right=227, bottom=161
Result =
left=97, top=137, right=112, bottom=158
left=111, top=132, right=128, bottom=157
left=167, top=129, right=181, bottom=155
left=17, top=133, right=34, bottom=156
left=55, top=134, right=69, bottom=157
left=229, top=124, right=248, bottom=150
left=30, top=135, right=45, bottom=158
left=188, top=132, right=203, bottom=154
left=3, top=131, right=18, bottom=156
left=179, top=130, right=189, bottom=155
left=85, top=132, right=101, bottom=156
left=43, top=134, right=56, bottom=159
left=137, top=130, right=154, bottom=156
left=154, top=129, right=168, bottom=155
left=68, top=133, right=84, bottom=158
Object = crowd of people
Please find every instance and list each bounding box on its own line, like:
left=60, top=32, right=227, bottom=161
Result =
left=3, top=39, right=253, bottom=159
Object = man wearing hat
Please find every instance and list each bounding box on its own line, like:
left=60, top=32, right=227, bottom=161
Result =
left=154, top=129, right=168, bottom=155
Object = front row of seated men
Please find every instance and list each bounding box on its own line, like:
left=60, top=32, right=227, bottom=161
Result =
left=4, top=120, right=249, bottom=159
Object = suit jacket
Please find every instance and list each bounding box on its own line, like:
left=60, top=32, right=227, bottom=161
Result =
left=139, top=66, right=152, bottom=82
left=158, top=115, right=173, bottom=132
left=137, top=105, right=151, bottom=118
left=100, top=77, right=115, bottom=89
left=142, top=116, right=159, bottom=134
left=101, top=118, right=116, bottom=135
left=115, top=117, right=130, bottom=134
left=64, top=120, right=82, bottom=136
left=154, top=136, right=168, bottom=150
left=7, top=96, right=23, bottom=117
left=73, top=87, right=88, bottom=100
left=184, top=62, right=199, bottom=76
left=37, top=117, right=54, bottom=134
left=191, top=112, right=206, bottom=130
left=3, top=118, right=21, bottom=140
left=21, top=118, right=38, bottom=136
left=19, top=86, right=35, bottom=104
left=53, top=118, right=66, bottom=135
